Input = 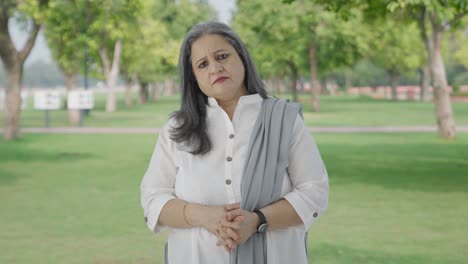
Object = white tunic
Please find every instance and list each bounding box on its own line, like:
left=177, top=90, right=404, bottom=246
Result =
left=140, top=94, right=329, bottom=264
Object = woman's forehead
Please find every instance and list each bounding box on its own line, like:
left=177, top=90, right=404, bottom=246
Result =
left=191, top=34, right=234, bottom=58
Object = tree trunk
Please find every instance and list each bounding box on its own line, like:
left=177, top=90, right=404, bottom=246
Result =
left=430, top=27, right=456, bottom=139
left=272, top=76, right=281, bottom=95
left=152, top=82, right=160, bottom=102
left=139, top=82, right=149, bottom=104
left=164, top=79, right=175, bottom=96
left=309, top=41, right=320, bottom=112
left=419, top=64, right=431, bottom=101
left=416, top=12, right=432, bottom=103
left=278, top=77, right=286, bottom=94
left=4, top=65, right=22, bottom=140
left=0, top=15, right=41, bottom=140
left=287, top=61, right=299, bottom=102
left=99, top=40, right=122, bottom=113
left=124, top=73, right=136, bottom=108
left=124, top=79, right=133, bottom=108
left=320, top=79, right=327, bottom=95
left=64, top=72, right=80, bottom=126
left=389, top=71, right=400, bottom=101
left=344, top=69, right=351, bottom=92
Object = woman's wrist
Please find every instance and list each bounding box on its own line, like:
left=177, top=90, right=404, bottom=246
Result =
left=185, top=203, right=204, bottom=227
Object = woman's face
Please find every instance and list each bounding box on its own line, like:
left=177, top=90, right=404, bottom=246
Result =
left=190, top=34, right=247, bottom=102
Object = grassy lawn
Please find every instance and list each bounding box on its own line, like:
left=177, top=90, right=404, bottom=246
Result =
left=1, top=133, right=467, bottom=264
left=3, top=92, right=468, bottom=128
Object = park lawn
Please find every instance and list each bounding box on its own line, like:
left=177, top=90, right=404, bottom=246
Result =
left=4, top=92, right=468, bottom=128
left=1, top=133, right=467, bottom=264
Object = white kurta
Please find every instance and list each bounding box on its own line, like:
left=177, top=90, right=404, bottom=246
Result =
left=140, top=94, right=329, bottom=264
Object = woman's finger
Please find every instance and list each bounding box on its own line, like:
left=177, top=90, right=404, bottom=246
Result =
left=224, top=203, right=240, bottom=211
left=224, top=238, right=237, bottom=250
left=216, top=239, right=224, bottom=246
left=223, top=209, right=242, bottom=221
left=220, top=219, right=241, bottom=230
left=225, top=227, right=240, bottom=242
left=217, top=222, right=232, bottom=240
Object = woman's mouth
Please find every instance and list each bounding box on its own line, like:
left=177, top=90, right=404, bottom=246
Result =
left=213, top=76, right=229, bottom=85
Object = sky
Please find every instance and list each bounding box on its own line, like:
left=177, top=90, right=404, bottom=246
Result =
left=9, top=0, right=236, bottom=66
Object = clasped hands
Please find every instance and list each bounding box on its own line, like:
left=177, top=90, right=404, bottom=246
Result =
left=206, top=203, right=259, bottom=253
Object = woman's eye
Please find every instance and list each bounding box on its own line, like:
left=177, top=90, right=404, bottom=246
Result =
left=198, top=61, right=208, bottom=68
left=217, top=54, right=229, bottom=60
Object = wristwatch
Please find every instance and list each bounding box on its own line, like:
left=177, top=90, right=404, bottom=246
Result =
left=253, top=209, right=268, bottom=233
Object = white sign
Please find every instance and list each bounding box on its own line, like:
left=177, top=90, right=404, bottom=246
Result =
left=68, top=90, right=94, bottom=110
left=21, top=91, right=28, bottom=110
left=1, top=90, right=29, bottom=110
left=34, top=90, right=62, bottom=110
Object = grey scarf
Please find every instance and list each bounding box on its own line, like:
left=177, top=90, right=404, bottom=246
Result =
left=229, top=98, right=302, bottom=264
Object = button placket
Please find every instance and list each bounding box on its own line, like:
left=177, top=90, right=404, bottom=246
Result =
left=222, top=113, right=236, bottom=203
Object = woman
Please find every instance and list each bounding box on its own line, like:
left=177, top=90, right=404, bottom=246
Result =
left=140, top=21, right=329, bottom=264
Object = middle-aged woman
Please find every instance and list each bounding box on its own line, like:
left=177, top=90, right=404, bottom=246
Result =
left=140, top=21, right=329, bottom=264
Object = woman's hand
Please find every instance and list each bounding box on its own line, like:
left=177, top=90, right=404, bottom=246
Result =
left=186, top=203, right=240, bottom=235
left=216, top=208, right=260, bottom=252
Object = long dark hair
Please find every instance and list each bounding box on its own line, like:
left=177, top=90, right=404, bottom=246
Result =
left=170, top=21, right=268, bottom=155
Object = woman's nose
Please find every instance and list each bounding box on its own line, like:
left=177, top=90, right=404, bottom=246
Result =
left=210, top=62, right=223, bottom=75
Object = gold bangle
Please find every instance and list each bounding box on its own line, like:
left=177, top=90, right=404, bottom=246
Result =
left=183, top=202, right=191, bottom=226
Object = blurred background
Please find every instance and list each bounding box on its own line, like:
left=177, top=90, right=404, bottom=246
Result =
left=1, top=0, right=467, bottom=263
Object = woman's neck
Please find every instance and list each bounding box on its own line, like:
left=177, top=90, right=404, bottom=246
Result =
left=218, top=98, right=239, bottom=120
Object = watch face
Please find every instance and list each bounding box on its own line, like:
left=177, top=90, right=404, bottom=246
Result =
left=258, top=223, right=268, bottom=233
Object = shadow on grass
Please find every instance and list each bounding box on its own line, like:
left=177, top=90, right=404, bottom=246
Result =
left=0, top=137, right=95, bottom=186
left=0, top=168, right=18, bottom=186
left=320, top=140, right=468, bottom=193
left=310, top=242, right=461, bottom=264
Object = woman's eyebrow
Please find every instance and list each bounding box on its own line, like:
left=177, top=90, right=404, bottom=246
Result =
left=213, top=49, right=227, bottom=54
left=194, top=49, right=228, bottom=64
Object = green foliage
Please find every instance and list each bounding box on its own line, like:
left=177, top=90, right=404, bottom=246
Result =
left=366, top=19, right=423, bottom=77
left=120, top=0, right=216, bottom=82
left=233, top=0, right=305, bottom=77
left=44, top=0, right=87, bottom=75
left=17, top=0, right=50, bottom=23
left=233, top=0, right=367, bottom=79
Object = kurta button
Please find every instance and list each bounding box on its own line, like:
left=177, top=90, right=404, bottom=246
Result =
left=229, top=134, right=235, bottom=139
left=144, top=217, right=148, bottom=223
left=226, top=157, right=232, bottom=162
left=225, top=179, right=232, bottom=185
left=313, top=212, right=318, bottom=218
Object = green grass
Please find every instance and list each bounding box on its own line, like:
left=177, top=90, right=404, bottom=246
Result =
left=3, top=92, right=468, bottom=128
left=1, top=133, right=467, bottom=263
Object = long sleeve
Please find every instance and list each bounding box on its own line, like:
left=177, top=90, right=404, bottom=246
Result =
left=283, top=114, right=329, bottom=231
left=140, top=122, right=179, bottom=233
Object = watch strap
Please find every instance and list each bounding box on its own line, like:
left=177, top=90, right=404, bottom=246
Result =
left=253, top=209, right=267, bottom=227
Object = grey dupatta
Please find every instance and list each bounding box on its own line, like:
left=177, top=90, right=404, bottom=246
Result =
left=229, top=98, right=302, bottom=264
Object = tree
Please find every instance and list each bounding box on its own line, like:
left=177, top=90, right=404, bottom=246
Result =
left=119, top=0, right=173, bottom=106
left=44, top=0, right=87, bottom=125
left=156, top=0, right=216, bottom=96
left=119, top=0, right=216, bottom=105
left=234, top=0, right=366, bottom=109
left=0, top=0, right=49, bottom=140
left=387, top=0, right=468, bottom=138
left=366, top=19, right=422, bottom=100
left=306, top=0, right=468, bottom=138
left=233, top=0, right=308, bottom=102
left=85, top=0, right=142, bottom=113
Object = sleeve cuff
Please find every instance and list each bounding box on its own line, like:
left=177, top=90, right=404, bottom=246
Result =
left=144, top=194, right=176, bottom=234
left=283, top=191, right=322, bottom=231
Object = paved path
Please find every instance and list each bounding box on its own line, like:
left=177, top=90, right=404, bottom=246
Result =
left=18, top=126, right=468, bottom=134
